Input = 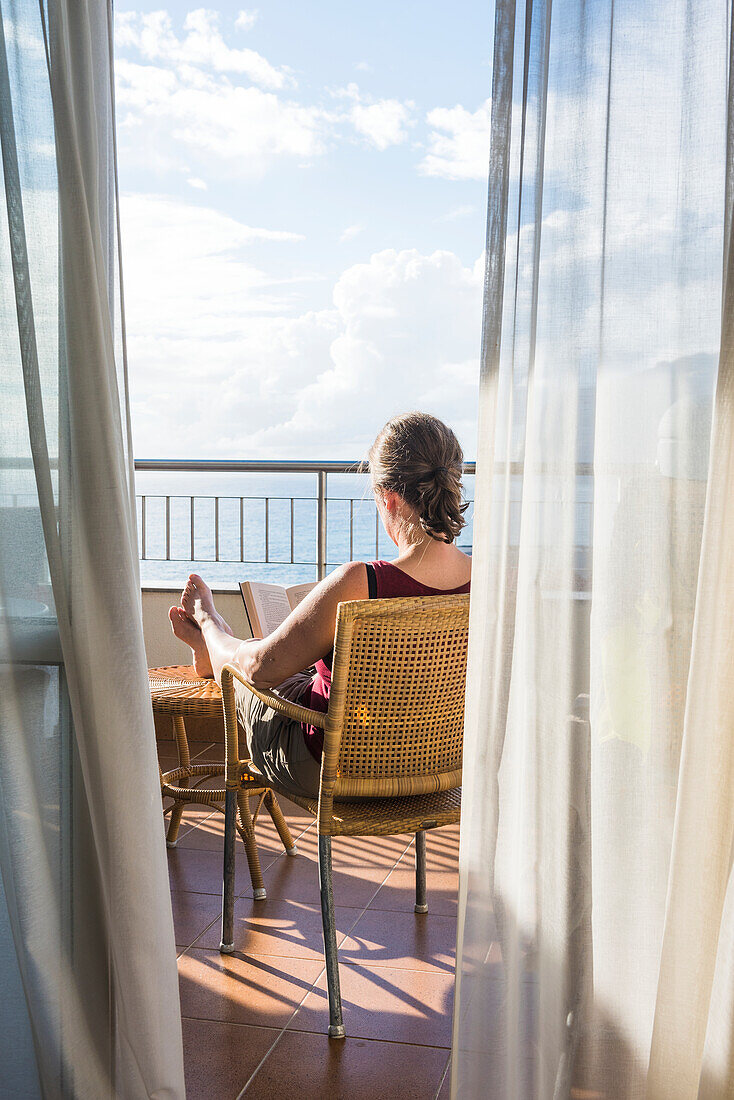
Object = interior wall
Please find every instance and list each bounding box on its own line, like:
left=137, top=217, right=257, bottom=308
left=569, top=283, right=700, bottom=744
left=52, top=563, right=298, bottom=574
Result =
left=142, top=589, right=252, bottom=743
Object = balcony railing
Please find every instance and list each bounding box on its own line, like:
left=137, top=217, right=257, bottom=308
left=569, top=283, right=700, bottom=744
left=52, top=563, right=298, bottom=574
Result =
left=133, top=459, right=478, bottom=581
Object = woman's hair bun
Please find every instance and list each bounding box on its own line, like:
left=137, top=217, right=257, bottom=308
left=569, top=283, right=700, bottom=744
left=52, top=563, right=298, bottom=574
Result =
left=368, top=412, right=468, bottom=543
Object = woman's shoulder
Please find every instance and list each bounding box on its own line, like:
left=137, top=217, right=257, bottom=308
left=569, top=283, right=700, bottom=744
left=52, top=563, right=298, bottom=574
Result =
left=320, top=560, right=370, bottom=600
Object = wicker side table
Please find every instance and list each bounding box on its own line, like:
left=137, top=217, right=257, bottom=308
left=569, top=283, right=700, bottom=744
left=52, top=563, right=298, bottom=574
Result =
left=150, top=664, right=297, bottom=899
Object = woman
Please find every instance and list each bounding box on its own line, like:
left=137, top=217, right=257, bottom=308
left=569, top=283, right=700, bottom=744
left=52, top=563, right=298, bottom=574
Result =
left=169, top=411, right=471, bottom=798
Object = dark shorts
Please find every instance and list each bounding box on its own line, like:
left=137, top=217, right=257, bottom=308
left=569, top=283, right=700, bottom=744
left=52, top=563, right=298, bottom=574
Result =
left=233, top=672, right=321, bottom=800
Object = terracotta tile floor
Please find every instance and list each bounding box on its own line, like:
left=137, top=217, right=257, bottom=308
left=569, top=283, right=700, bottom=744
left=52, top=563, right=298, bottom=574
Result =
left=162, top=741, right=457, bottom=1100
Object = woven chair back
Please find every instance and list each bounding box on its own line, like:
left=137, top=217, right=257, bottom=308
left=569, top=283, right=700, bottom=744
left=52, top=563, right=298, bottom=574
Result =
left=323, top=594, right=470, bottom=799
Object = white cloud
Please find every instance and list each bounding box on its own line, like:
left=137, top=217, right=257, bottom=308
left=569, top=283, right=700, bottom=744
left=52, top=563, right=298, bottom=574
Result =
left=340, top=223, right=364, bottom=243
left=420, top=100, right=491, bottom=180
left=187, top=176, right=208, bottom=190
left=115, top=11, right=498, bottom=186
left=120, top=194, right=328, bottom=453
left=337, top=84, right=414, bottom=151
left=354, top=60, right=372, bottom=73
left=115, top=9, right=289, bottom=89
left=120, top=193, right=304, bottom=346
left=248, top=248, right=483, bottom=457
left=115, top=56, right=331, bottom=179
left=235, top=9, right=258, bottom=32
left=121, top=198, right=482, bottom=459
left=353, top=99, right=412, bottom=150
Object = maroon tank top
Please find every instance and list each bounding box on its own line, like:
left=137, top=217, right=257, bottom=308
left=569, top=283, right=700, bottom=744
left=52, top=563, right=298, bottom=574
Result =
left=301, top=559, right=471, bottom=761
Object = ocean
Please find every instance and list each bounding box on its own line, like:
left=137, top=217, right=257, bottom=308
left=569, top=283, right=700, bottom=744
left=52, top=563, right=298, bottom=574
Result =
left=135, top=470, right=477, bottom=589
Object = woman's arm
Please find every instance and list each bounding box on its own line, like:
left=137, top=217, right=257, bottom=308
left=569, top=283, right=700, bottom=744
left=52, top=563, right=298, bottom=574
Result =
left=235, top=561, right=369, bottom=688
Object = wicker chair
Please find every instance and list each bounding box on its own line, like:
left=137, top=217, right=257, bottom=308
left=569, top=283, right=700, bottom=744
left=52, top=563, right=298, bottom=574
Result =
left=218, top=592, right=469, bottom=1038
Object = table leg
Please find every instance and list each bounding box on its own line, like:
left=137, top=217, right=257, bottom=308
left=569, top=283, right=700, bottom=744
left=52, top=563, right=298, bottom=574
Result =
left=173, top=715, right=191, bottom=770
left=264, top=789, right=298, bottom=855
left=236, top=788, right=266, bottom=899
left=166, top=802, right=185, bottom=848
left=165, top=715, right=192, bottom=848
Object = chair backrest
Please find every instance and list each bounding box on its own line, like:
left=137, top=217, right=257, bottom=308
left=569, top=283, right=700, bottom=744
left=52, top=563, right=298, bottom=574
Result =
left=322, top=593, right=470, bottom=800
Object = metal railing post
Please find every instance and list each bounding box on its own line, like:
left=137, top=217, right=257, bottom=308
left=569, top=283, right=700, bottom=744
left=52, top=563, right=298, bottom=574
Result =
left=317, top=471, right=327, bottom=581
left=214, top=497, right=220, bottom=561
left=131, top=460, right=477, bottom=573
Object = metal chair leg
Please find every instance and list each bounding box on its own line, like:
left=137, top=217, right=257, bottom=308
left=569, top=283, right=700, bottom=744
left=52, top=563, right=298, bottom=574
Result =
left=318, top=835, right=345, bottom=1038
left=415, top=829, right=428, bottom=913
left=220, top=788, right=237, bottom=953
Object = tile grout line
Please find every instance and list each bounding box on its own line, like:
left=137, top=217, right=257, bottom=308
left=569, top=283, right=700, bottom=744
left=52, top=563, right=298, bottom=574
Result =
left=179, top=1012, right=451, bottom=1050
left=176, top=821, right=318, bottom=957
left=176, top=809, right=314, bottom=861
left=433, top=1053, right=451, bottom=1100
left=234, top=833, right=416, bottom=1098
left=174, top=826, right=455, bottom=958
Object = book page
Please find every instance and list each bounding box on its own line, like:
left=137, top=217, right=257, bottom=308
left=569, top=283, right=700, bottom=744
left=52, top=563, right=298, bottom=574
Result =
left=286, top=581, right=317, bottom=611
left=248, top=583, right=292, bottom=637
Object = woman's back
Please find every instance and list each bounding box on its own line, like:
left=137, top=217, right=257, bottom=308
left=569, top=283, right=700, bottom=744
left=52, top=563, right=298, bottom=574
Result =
left=301, top=557, right=471, bottom=759
left=370, top=557, right=470, bottom=597
left=380, top=542, right=471, bottom=592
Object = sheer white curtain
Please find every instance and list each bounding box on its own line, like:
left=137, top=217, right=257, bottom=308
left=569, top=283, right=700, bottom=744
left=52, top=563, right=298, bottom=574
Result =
left=0, top=1, right=184, bottom=1096
left=453, top=0, right=734, bottom=1096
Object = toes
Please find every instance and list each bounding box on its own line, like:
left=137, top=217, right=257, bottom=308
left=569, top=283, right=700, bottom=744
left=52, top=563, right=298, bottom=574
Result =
left=180, top=606, right=201, bottom=630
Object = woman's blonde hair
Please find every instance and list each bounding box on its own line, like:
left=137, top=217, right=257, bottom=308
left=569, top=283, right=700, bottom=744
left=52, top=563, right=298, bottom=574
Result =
left=368, top=412, right=468, bottom=544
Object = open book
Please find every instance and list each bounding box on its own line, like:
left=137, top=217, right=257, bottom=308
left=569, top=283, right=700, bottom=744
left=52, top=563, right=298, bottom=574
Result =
left=239, top=580, right=316, bottom=638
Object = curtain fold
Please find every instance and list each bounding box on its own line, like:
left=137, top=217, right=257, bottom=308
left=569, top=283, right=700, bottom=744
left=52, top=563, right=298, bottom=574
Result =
left=453, top=0, right=734, bottom=1096
left=0, top=1, right=185, bottom=1096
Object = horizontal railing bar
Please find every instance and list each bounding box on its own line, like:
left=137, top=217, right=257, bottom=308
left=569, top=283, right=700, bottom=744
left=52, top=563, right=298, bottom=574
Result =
left=130, top=459, right=595, bottom=578
left=129, top=494, right=391, bottom=503
left=133, top=494, right=323, bottom=502
left=135, top=459, right=368, bottom=474
left=133, top=458, right=479, bottom=475
left=0, top=458, right=602, bottom=477
left=140, top=556, right=326, bottom=566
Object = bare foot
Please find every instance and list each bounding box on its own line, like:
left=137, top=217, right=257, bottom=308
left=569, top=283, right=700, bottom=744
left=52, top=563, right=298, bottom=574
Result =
left=180, top=574, right=233, bottom=634
left=168, top=605, right=214, bottom=679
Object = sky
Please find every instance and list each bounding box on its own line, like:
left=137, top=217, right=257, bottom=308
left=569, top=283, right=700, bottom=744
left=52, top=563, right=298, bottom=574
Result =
left=113, top=2, right=495, bottom=461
